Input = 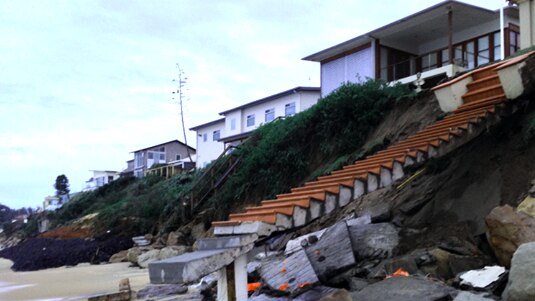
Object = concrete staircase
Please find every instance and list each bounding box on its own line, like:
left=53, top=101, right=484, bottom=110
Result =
left=211, top=55, right=534, bottom=237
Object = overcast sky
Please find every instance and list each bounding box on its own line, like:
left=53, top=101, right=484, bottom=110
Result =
left=0, top=0, right=507, bottom=209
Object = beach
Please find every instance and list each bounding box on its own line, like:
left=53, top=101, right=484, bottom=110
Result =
left=0, top=258, right=149, bottom=300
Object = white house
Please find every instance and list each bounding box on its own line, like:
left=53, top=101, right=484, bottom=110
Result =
left=303, top=1, right=520, bottom=96
left=189, top=118, right=226, bottom=169
left=83, top=170, right=120, bottom=192
left=190, top=87, right=321, bottom=168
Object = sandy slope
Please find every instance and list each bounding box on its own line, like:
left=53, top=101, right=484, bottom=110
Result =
left=0, top=259, right=149, bottom=300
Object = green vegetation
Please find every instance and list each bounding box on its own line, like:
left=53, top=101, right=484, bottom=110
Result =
left=40, top=79, right=413, bottom=236
left=209, top=80, right=414, bottom=218
left=48, top=173, right=194, bottom=236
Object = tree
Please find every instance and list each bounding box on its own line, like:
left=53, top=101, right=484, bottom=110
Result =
left=54, top=174, right=70, bottom=202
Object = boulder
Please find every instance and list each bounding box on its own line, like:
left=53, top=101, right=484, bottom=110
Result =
left=348, top=223, right=399, bottom=259
left=158, top=247, right=180, bottom=260
left=109, top=250, right=128, bottom=263
left=517, top=196, right=535, bottom=218
left=453, top=291, right=495, bottom=301
left=502, top=242, right=535, bottom=301
left=126, top=247, right=148, bottom=264
left=350, top=276, right=455, bottom=301
left=138, top=249, right=161, bottom=268
left=485, top=205, right=535, bottom=267
left=167, top=231, right=180, bottom=246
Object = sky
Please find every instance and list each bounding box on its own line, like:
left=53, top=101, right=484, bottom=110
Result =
left=0, top=0, right=508, bottom=209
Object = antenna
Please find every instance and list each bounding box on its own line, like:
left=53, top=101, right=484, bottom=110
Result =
left=172, top=64, right=194, bottom=166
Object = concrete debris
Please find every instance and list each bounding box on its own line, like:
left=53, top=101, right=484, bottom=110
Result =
left=453, top=291, right=496, bottom=301
left=348, top=222, right=399, bottom=259
left=459, top=266, right=506, bottom=289
left=284, top=229, right=326, bottom=255
left=136, top=283, right=188, bottom=299
left=351, top=276, right=455, bottom=301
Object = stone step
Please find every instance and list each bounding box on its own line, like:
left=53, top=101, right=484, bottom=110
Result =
left=291, top=181, right=350, bottom=192
left=454, top=94, right=505, bottom=114
left=229, top=211, right=292, bottom=228
left=471, top=62, right=504, bottom=81
left=466, top=73, right=501, bottom=91
left=462, top=84, right=504, bottom=103
left=196, top=234, right=258, bottom=250
left=212, top=221, right=278, bottom=236
left=278, top=186, right=340, bottom=198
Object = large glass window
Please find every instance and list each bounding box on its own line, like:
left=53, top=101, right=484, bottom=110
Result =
left=441, top=49, right=450, bottom=66
left=421, top=52, right=438, bottom=72
left=510, top=30, right=520, bottom=55
left=203, top=133, right=207, bottom=142
left=466, top=41, right=475, bottom=69
left=477, top=36, right=490, bottom=66
left=230, top=118, right=236, bottom=130
left=246, top=114, right=255, bottom=127
left=494, top=32, right=502, bottom=61
left=265, top=108, right=275, bottom=122
left=285, top=102, right=296, bottom=116
left=135, top=152, right=144, bottom=168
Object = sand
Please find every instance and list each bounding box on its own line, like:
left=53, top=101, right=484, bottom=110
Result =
left=0, top=258, right=149, bottom=301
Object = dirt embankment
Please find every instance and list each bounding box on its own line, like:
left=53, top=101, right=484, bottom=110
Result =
left=0, top=234, right=133, bottom=271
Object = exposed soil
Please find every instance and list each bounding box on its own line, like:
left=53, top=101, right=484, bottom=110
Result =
left=0, top=234, right=133, bottom=271
left=38, top=225, right=92, bottom=239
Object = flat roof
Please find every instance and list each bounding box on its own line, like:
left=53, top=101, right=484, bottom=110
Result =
left=189, top=118, right=225, bottom=131
left=219, top=131, right=253, bottom=143
left=219, top=86, right=320, bottom=115
left=131, top=139, right=195, bottom=153
left=303, top=0, right=514, bottom=62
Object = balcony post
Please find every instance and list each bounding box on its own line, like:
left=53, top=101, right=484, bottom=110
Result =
left=448, top=6, right=454, bottom=64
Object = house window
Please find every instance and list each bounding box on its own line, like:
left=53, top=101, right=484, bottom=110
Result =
left=421, top=52, right=437, bottom=72
left=213, top=130, right=220, bottom=141
left=176, top=154, right=181, bottom=160
left=466, top=41, right=475, bottom=69
left=494, top=32, right=502, bottom=61
left=441, top=48, right=449, bottom=66
left=477, top=36, right=490, bottom=66
left=134, top=152, right=144, bottom=168
left=285, top=102, right=296, bottom=116
left=108, top=176, right=114, bottom=182
left=148, top=152, right=154, bottom=159
left=265, top=108, right=275, bottom=122
left=230, top=118, right=236, bottom=130
left=159, top=153, right=165, bottom=161
left=247, top=114, right=255, bottom=127
left=510, top=30, right=520, bottom=55
left=203, top=133, right=207, bottom=142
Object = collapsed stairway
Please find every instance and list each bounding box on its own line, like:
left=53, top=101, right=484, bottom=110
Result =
left=211, top=52, right=535, bottom=237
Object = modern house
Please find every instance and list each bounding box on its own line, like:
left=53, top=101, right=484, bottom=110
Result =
left=129, top=140, right=196, bottom=177
left=190, top=87, right=321, bottom=168
left=303, top=0, right=520, bottom=96
left=190, top=118, right=226, bottom=169
left=83, top=170, right=120, bottom=192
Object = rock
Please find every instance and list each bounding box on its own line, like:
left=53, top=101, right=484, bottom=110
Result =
left=136, top=284, right=188, bottom=299
left=138, top=249, right=161, bottom=268
left=459, top=266, right=506, bottom=290
left=350, top=276, right=455, bottom=301
left=348, top=223, right=399, bottom=260
left=292, top=286, right=347, bottom=301
left=485, top=205, right=535, bottom=267
left=109, top=250, right=128, bottom=263
left=158, top=246, right=183, bottom=260
left=448, top=254, right=493, bottom=277
left=453, top=291, right=495, bottom=301
left=167, top=231, right=180, bottom=246
left=517, top=196, right=535, bottom=217
left=502, top=242, right=535, bottom=301
left=126, top=247, right=145, bottom=264
left=144, top=233, right=154, bottom=243
left=317, top=288, right=352, bottom=301
left=119, top=278, right=130, bottom=292
left=420, top=248, right=453, bottom=280
left=348, top=277, right=369, bottom=291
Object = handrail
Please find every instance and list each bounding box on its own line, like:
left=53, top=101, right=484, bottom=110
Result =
left=187, top=145, right=241, bottom=215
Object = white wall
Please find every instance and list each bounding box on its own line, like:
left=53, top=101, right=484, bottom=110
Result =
left=321, top=47, right=373, bottom=96
left=300, top=91, right=322, bottom=109
left=193, top=121, right=225, bottom=168
left=224, top=110, right=242, bottom=139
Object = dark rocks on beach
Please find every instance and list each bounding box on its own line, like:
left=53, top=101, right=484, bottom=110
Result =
left=0, top=235, right=133, bottom=271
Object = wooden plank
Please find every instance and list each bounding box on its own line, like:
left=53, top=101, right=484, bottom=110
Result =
left=259, top=249, right=319, bottom=293
left=304, top=222, right=356, bottom=282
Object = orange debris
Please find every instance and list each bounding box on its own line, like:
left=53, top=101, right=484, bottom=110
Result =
left=247, top=282, right=261, bottom=292
left=385, top=267, right=410, bottom=279
left=278, top=283, right=289, bottom=291
left=297, top=282, right=312, bottom=288
left=281, top=267, right=287, bottom=273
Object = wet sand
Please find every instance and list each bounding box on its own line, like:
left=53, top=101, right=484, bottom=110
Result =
left=0, top=259, right=149, bottom=300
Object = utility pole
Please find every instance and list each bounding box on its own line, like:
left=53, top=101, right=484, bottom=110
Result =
left=172, top=64, right=194, bottom=166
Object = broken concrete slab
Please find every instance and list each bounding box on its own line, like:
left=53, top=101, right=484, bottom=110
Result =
left=196, top=234, right=258, bottom=250
left=148, top=244, right=253, bottom=284
left=351, top=276, right=455, bottom=301
left=459, top=266, right=506, bottom=289
left=453, top=291, right=495, bottom=301
left=259, top=248, right=319, bottom=294
left=305, top=222, right=356, bottom=281
left=348, top=222, right=399, bottom=259
left=214, top=221, right=278, bottom=236
left=284, top=229, right=326, bottom=255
